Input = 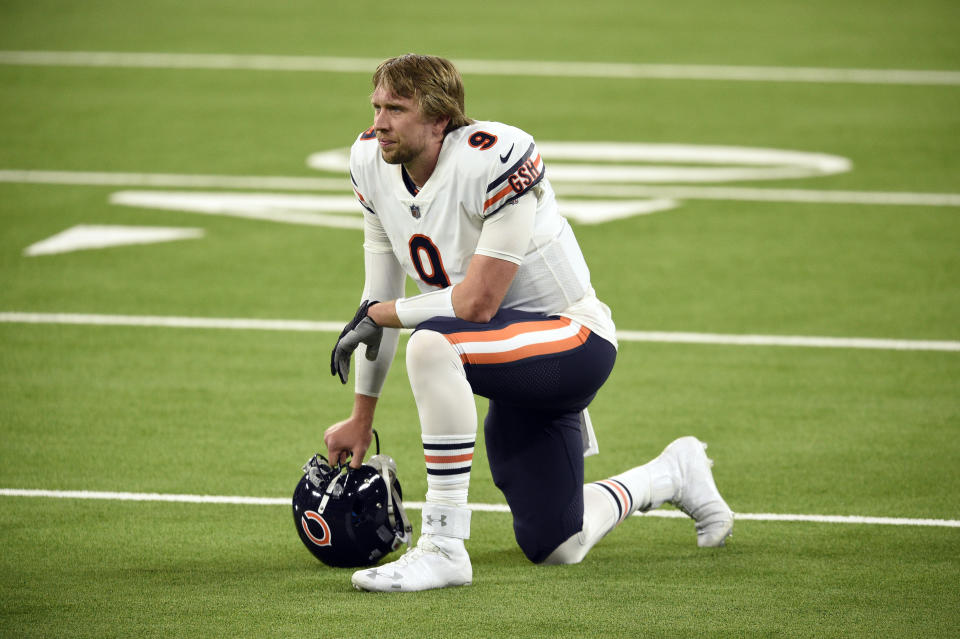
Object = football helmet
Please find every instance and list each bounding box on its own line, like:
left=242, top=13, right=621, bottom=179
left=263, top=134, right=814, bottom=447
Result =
left=292, top=435, right=412, bottom=568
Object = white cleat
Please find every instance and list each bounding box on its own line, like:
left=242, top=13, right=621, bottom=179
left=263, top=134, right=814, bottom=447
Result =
left=351, top=534, right=472, bottom=592
left=662, top=436, right=734, bottom=547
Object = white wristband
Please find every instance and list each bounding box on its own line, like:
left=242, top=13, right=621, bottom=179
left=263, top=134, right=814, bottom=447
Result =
left=394, top=286, right=456, bottom=328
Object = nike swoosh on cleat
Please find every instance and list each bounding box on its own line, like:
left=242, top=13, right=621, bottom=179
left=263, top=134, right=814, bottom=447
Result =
left=499, top=143, right=514, bottom=163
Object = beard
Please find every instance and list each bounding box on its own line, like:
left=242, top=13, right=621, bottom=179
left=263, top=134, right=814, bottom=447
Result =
left=380, top=146, right=414, bottom=166
left=378, top=137, right=424, bottom=167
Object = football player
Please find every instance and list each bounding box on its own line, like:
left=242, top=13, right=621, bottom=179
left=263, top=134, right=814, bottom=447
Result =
left=325, top=54, right=733, bottom=592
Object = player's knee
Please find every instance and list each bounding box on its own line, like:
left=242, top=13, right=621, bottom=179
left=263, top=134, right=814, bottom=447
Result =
left=518, top=530, right=582, bottom=565
left=513, top=518, right=582, bottom=565
left=539, top=532, right=588, bottom=565
left=406, top=330, right=460, bottom=380
left=517, top=535, right=552, bottom=564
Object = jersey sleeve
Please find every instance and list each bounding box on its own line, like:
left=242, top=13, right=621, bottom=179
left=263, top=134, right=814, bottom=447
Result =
left=349, top=127, right=379, bottom=216
left=481, top=128, right=546, bottom=219
left=475, top=191, right=536, bottom=265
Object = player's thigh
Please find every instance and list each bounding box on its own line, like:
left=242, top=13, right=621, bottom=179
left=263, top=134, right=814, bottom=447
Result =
left=417, top=309, right=616, bottom=410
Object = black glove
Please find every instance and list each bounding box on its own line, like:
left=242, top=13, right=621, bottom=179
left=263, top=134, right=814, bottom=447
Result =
left=330, top=300, right=383, bottom=384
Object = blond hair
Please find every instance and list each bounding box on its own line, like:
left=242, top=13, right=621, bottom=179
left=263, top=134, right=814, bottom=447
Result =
left=372, top=54, right=474, bottom=134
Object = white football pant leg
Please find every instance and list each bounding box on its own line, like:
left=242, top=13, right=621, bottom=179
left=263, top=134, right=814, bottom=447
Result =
left=406, top=329, right=475, bottom=438
left=541, top=483, right=618, bottom=565
left=406, top=329, right=477, bottom=507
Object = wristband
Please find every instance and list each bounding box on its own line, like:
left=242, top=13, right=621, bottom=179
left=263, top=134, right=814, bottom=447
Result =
left=394, top=286, right=456, bottom=327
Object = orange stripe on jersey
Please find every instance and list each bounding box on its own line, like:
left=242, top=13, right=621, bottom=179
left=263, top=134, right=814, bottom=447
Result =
left=456, top=324, right=591, bottom=366
left=483, top=154, right=544, bottom=213
left=424, top=453, right=474, bottom=464
left=483, top=184, right=515, bottom=212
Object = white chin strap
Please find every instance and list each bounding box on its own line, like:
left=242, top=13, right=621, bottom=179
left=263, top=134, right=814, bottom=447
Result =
left=368, top=454, right=413, bottom=550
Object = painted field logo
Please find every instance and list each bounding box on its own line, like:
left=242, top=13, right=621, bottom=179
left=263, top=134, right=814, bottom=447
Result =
left=300, top=510, right=332, bottom=547
left=99, top=141, right=854, bottom=232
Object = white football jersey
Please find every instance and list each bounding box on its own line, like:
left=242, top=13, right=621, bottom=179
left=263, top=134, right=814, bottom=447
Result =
left=350, top=120, right=616, bottom=346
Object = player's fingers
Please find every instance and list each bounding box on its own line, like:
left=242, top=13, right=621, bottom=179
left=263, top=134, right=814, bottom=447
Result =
left=334, top=349, right=350, bottom=384
left=348, top=444, right=368, bottom=469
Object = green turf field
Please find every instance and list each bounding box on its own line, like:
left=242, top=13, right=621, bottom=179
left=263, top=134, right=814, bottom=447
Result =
left=1, top=1, right=958, bottom=637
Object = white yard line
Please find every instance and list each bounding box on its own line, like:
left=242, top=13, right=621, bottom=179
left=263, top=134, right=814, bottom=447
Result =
left=554, top=183, right=960, bottom=208
left=1, top=51, right=959, bottom=86
left=615, top=330, right=960, bottom=352
left=1, top=488, right=957, bottom=528
left=0, top=312, right=345, bottom=333
left=0, top=169, right=344, bottom=191
left=1, top=312, right=958, bottom=352
left=2, top=169, right=958, bottom=208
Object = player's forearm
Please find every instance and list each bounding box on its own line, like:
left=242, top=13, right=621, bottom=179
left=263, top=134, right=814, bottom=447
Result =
left=450, top=256, right=518, bottom=323
left=375, top=254, right=518, bottom=328
left=351, top=392, right=379, bottom=425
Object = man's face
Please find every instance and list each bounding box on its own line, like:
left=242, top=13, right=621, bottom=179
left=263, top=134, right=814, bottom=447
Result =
left=370, top=84, right=442, bottom=167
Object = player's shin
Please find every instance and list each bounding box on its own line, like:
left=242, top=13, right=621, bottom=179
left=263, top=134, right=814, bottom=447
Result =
left=351, top=328, right=475, bottom=591
left=542, top=457, right=678, bottom=565
left=406, top=329, right=477, bottom=511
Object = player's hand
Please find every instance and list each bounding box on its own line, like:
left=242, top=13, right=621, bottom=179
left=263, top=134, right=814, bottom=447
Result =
left=323, top=416, right=373, bottom=469
left=330, top=300, right=383, bottom=384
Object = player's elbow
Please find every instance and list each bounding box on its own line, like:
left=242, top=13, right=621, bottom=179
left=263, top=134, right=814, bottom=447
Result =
left=456, top=295, right=499, bottom=324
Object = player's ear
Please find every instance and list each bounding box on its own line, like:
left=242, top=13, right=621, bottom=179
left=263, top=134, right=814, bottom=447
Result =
left=434, top=115, right=451, bottom=137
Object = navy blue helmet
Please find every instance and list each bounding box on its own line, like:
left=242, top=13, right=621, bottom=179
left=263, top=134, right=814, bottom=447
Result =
left=292, top=440, right=411, bottom=568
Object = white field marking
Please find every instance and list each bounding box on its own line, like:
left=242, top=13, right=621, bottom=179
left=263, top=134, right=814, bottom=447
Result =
left=1, top=51, right=959, bottom=86
left=1, top=312, right=959, bottom=353
left=24, top=224, right=204, bottom=256
left=536, top=142, right=852, bottom=183
left=0, top=312, right=345, bottom=333
left=309, top=142, right=852, bottom=184
left=0, top=169, right=345, bottom=191
left=615, top=330, right=960, bottom=352
left=108, top=191, right=364, bottom=229
left=553, top=183, right=960, bottom=208
left=4, top=169, right=959, bottom=209
left=2, top=489, right=958, bottom=528
left=560, top=198, right=680, bottom=223
left=0, top=488, right=289, bottom=506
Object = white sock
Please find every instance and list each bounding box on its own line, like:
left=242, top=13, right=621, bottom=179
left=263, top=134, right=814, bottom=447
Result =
left=541, top=483, right=617, bottom=565
left=423, top=434, right=475, bottom=506
left=543, top=454, right=680, bottom=565
left=609, top=455, right=679, bottom=514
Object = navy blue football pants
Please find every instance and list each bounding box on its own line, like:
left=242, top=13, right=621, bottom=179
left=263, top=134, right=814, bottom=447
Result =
left=417, top=309, right=617, bottom=562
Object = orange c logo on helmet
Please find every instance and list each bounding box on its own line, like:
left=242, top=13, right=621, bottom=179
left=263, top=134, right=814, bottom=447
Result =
left=301, top=511, right=332, bottom=547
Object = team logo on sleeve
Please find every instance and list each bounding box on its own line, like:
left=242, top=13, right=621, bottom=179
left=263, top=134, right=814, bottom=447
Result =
left=484, top=142, right=544, bottom=215
left=300, top=511, right=333, bottom=547
left=508, top=155, right=543, bottom=193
